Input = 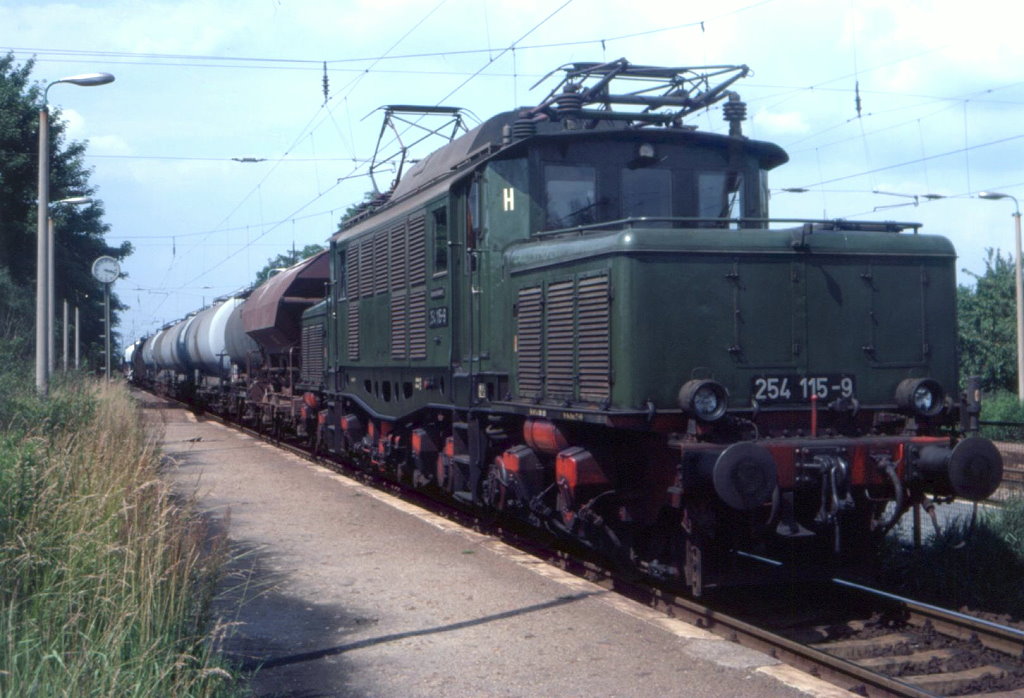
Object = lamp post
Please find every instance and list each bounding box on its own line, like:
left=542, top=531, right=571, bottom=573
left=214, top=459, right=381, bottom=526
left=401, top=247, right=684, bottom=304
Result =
left=48, top=196, right=91, bottom=377
left=36, top=72, right=114, bottom=396
left=63, top=300, right=69, bottom=372
left=979, top=191, right=1024, bottom=402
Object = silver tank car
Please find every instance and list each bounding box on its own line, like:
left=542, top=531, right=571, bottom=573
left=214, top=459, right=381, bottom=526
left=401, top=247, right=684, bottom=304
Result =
left=141, top=329, right=162, bottom=369
left=182, top=298, right=247, bottom=378
left=153, top=315, right=195, bottom=375
left=223, top=298, right=260, bottom=371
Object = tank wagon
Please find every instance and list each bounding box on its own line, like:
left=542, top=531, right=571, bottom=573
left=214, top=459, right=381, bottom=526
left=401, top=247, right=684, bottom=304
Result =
left=135, top=253, right=327, bottom=423
left=139, top=60, right=1003, bottom=595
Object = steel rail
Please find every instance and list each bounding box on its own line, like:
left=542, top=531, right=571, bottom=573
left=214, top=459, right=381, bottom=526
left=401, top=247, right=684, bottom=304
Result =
left=834, top=577, right=1024, bottom=657
left=634, top=584, right=935, bottom=698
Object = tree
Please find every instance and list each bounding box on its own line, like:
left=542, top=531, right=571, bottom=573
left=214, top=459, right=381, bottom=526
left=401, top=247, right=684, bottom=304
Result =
left=958, top=249, right=1017, bottom=392
left=0, top=53, right=129, bottom=366
left=253, top=243, right=326, bottom=285
left=338, top=191, right=377, bottom=230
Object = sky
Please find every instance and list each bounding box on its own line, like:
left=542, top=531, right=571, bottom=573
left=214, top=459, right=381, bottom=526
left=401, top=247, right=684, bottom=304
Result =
left=4, top=0, right=1024, bottom=346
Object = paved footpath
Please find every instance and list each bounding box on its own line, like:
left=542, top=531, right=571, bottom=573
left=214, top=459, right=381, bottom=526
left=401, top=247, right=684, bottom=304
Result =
left=141, top=391, right=847, bottom=698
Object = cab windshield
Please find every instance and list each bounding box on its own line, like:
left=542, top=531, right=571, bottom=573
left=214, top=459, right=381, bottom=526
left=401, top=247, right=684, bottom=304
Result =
left=545, top=165, right=598, bottom=228
left=541, top=153, right=752, bottom=231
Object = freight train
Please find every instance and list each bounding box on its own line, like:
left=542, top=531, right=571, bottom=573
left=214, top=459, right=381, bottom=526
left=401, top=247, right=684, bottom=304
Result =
left=131, top=60, right=1003, bottom=595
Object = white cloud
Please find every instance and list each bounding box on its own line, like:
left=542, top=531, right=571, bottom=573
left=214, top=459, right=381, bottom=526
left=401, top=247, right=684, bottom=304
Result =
left=752, top=107, right=810, bottom=136
left=87, top=134, right=132, bottom=155
left=59, top=107, right=85, bottom=136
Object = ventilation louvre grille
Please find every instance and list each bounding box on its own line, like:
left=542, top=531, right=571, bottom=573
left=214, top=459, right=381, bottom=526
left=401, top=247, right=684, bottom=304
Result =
left=545, top=280, right=576, bottom=398
left=373, top=231, right=389, bottom=295
left=516, top=286, right=544, bottom=397
left=300, top=322, right=325, bottom=385
left=577, top=274, right=611, bottom=401
left=408, top=216, right=427, bottom=288
left=358, top=240, right=373, bottom=298
left=390, top=222, right=407, bottom=291
left=390, top=292, right=407, bottom=360
left=346, top=246, right=359, bottom=299
left=408, top=290, right=427, bottom=359
left=346, top=303, right=359, bottom=361
left=515, top=274, right=610, bottom=404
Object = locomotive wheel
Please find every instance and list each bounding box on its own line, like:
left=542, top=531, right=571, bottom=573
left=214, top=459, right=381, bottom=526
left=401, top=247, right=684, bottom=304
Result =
left=395, top=450, right=414, bottom=483
left=685, top=541, right=703, bottom=597
left=411, top=453, right=435, bottom=489
left=436, top=453, right=453, bottom=493
left=482, top=462, right=508, bottom=512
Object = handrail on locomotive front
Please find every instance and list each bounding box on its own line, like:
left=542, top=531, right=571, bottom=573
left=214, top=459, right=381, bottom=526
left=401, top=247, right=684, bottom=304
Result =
left=532, top=216, right=923, bottom=239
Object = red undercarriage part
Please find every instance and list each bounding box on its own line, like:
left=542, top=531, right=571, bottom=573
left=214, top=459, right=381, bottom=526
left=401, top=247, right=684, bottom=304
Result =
left=437, top=436, right=456, bottom=489
left=524, top=418, right=569, bottom=454
left=299, top=392, right=319, bottom=422
left=411, top=429, right=433, bottom=455
left=338, top=413, right=364, bottom=450
left=335, top=412, right=1001, bottom=534
left=681, top=433, right=1003, bottom=512
left=555, top=446, right=610, bottom=524
left=364, top=420, right=394, bottom=466
left=495, top=444, right=543, bottom=498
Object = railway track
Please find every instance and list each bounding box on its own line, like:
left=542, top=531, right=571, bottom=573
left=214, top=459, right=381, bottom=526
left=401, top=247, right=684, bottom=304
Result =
left=1000, top=466, right=1024, bottom=486
left=154, top=392, right=1024, bottom=697
left=992, top=440, right=1024, bottom=488
left=639, top=574, right=1024, bottom=697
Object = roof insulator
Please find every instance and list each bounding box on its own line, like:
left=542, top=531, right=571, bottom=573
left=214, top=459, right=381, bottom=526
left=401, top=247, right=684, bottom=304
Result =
left=555, top=91, right=584, bottom=118
left=723, top=92, right=747, bottom=137
left=511, top=118, right=538, bottom=141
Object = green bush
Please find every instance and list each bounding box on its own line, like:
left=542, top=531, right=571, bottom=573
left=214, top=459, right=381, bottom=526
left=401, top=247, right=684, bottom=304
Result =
left=877, top=499, right=1024, bottom=617
left=979, top=390, right=1024, bottom=440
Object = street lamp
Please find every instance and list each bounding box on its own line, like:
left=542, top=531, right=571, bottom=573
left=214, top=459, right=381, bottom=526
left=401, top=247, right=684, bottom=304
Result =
left=979, top=191, right=1024, bottom=402
left=36, top=72, right=115, bottom=395
left=49, top=196, right=92, bottom=376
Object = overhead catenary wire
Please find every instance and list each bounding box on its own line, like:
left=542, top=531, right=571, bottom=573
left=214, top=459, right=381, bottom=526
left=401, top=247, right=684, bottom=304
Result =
left=142, top=0, right=456, bottom=315
left=791, top=133, right=1024, bottom=191
left=3, top=1, right=780, bottom=72
left=81, top=1, right=1021, bottom=340
left=161, top=0, right=578, bottom=302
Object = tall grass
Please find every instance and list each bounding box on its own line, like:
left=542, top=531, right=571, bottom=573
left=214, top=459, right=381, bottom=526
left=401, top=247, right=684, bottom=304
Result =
left=877, top=498, right=1024, bottom=617
left=0, top=374, right=234, bottom=696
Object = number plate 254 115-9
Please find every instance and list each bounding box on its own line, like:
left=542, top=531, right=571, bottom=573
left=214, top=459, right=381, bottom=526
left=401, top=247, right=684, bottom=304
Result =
left=751, top=374, right=855, bottom=404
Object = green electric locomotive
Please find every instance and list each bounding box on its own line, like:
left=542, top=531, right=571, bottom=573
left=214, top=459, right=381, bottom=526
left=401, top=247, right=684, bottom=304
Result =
left=303, top=60, right=1002, bottom=594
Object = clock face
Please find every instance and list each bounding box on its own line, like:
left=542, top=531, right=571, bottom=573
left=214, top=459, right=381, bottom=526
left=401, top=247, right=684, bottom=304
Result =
left=92, top=256, right=120, bottom=284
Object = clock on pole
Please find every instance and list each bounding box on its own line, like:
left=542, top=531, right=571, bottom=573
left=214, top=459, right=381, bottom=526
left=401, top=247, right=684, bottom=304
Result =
left=91, top=255, right=119, bottom=380
left=91, top=255, right=120, bottom=284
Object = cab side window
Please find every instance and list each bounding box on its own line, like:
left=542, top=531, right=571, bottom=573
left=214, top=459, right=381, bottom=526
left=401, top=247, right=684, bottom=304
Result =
left=337, top=249, right=347, bottom=299
left=697, top=171, right=743, bottom=222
